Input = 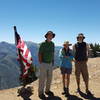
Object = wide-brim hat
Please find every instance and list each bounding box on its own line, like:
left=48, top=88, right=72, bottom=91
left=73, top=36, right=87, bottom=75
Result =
left=45, top=31, right=55, bottom=38
left=63, top=41, right=72, bottom=46
left=77, top=33, right=85, bottom=39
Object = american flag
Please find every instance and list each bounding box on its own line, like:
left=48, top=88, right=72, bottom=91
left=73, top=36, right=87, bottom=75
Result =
left=14, top=26, right=32, bottom=78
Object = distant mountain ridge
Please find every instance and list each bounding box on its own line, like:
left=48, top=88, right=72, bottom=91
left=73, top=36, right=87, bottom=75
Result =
left=0, top=41, right=61, bottom=90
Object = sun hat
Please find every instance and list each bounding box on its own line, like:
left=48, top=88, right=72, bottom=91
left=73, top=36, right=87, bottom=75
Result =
left=77, top=33, right=85, bottom=39
left=63, top=41, right=72, bottom=46
left=45, top=31, right=55, bottom=38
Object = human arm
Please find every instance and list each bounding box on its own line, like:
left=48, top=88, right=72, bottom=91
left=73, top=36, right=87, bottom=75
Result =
left=59, top=48, right=67, bottom=59
left=38, top=43, right=43, bottom=64
left=52, top=43, right=55, bottom=66
left=72, top=44, right=76, bottom=57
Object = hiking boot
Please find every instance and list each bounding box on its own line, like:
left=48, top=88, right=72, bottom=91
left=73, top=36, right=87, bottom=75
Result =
left=65, top=88, right=70, bottom=97
left=39, top=93, right=46, bottom=99
left=62, top=87, right=67, bottom=95
left=86, top=90, right=93, bottom=96
left=45, top=91, right=54, bottom=96
left=76, top=88, right=81, bottom=93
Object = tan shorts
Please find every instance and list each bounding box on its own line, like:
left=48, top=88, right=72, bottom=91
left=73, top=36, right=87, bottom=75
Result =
left=75, top=61, right=89, bottom=82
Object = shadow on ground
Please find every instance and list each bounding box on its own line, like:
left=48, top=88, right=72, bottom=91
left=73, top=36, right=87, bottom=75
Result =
left=67, top=95, right=83, bottom=100
left=78, top=90, right=100, bottom=100
left=41, top=95, right=62, bottom=100
left=17, top=86, right=33, bottom=100
left=46, top=96, right=62, bottom=100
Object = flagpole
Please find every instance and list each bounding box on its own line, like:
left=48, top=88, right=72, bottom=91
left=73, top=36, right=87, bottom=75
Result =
left=14, top=26, right=17, bottom=45
left=14, top=26, right=25, bottom=86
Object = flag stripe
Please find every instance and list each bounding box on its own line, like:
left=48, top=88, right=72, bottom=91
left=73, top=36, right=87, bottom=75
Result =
left=15, top=31, right=33, bottom=78
left=24, top=48, right=29, bottom=58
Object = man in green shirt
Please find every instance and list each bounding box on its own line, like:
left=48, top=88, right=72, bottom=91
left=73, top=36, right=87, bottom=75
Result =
left=38, top=31, right=55, bottom=99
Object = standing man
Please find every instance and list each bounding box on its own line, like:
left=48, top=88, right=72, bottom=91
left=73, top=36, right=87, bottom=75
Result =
left=73, top=33, right=91, bottom=95
left=38, top=31, right=55, bottom=99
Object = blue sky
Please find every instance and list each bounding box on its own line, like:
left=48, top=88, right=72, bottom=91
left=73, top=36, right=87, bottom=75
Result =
left=0, top=0, right=100, bottom=46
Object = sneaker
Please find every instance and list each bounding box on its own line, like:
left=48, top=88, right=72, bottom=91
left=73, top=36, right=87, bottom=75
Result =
left=39, top=93, right=46, bottom=99
left=45, top=91, right=54, bottom=96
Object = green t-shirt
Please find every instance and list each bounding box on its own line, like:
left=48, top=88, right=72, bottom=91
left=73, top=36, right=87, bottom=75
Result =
left=39, top=40, right=55, bottom=63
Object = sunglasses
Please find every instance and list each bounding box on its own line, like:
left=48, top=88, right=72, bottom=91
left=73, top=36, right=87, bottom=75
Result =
left=78, top=37, right=83, bottom=39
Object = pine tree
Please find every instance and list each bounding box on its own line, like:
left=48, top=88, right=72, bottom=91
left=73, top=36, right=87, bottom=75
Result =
left=90, top=43, right=100, bottom=57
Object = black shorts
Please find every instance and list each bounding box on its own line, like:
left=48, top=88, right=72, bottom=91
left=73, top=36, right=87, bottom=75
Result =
left=60, top=67, right=72, bottom=74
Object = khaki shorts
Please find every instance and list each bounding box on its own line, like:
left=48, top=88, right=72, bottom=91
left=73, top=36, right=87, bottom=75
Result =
left=75, top=61, right=89, bottom=82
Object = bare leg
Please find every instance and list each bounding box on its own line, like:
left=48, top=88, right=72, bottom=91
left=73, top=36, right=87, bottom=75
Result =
left=65, top=74, right=70, bottom=96
left=76, top=76, right=80, bottom=89
left=62, top=74, right=67, bottom=95
left=62, top=74, right=65, bottom=88
left=66, top=74, right=70, bottom=88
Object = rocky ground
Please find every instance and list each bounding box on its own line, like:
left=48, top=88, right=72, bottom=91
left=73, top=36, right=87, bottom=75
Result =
left=0, top=58, right=100, bottom=100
